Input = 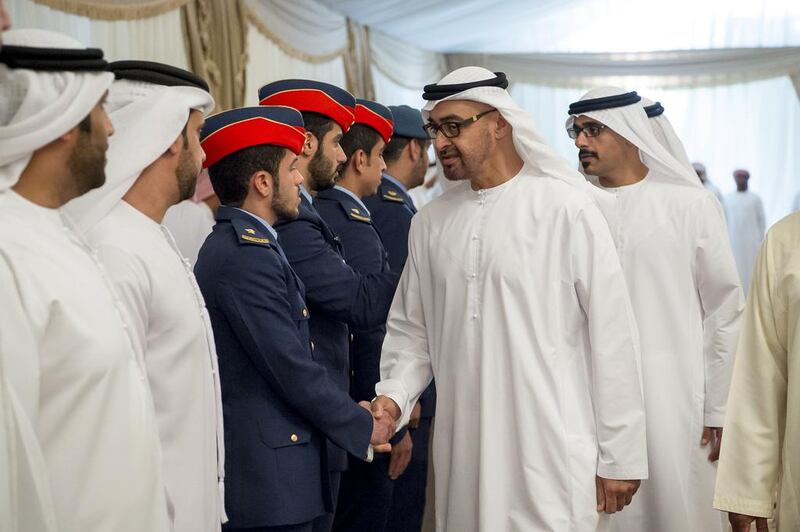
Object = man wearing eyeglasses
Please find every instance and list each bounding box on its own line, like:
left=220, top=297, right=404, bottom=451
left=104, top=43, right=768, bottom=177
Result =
left=567, top=87, right=743, bottom=532
left=370, top=67, right=648, bottom=532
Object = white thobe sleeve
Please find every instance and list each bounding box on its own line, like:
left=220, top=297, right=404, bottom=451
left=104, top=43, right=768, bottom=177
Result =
left=756, top=197, right=766, bottom=239
left=713, top=230, right=785, bottom=518
left=694, top=196, right=745, bottom=427
left=571, top=205, right=649, bottom=480
left=375, top=218, right=433, bottom=428
left=0, top=256, right=57, bottom=532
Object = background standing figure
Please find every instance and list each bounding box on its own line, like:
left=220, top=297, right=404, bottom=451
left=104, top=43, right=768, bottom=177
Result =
left=725, top=168, right=766, bottom=294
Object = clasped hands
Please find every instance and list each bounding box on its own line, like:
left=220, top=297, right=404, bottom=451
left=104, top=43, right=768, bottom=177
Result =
left=358, top=395, right=401, bottom=452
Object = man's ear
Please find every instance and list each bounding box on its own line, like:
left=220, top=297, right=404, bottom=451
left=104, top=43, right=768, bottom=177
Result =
left=353, top=149, right=367, bottom=174
left=57, top=124, right=81, bottom=145
left=166, top=133, right=183, bottom=156
left=302, top=132, right=316, bottom=157
left=407, top=139, right=421, bottom=163
left=495, top=114, right=512, bottom=140
left=251, top=170, right=273, bottom=199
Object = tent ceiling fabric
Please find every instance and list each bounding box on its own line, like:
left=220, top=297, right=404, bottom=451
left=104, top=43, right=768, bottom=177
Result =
left=320, top=0, right=800, bottom=53
left=316, top=0, right=574, bottom=52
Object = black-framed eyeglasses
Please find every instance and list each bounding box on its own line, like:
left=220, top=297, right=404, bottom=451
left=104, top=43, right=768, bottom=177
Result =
left=424, top=109, right=497, bottom=139
left=566, top=123, right=608, bottom=139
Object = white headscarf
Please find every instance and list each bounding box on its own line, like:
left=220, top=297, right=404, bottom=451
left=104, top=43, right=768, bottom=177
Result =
left=640, top=96, right=696, bottom=178
left=63, top=78, right=214, bottom=232
left=423, top=67, right=592, bottom=192
left=566, top=87, right=701, bottom=188
left=0, top=29, right=114, bottom=190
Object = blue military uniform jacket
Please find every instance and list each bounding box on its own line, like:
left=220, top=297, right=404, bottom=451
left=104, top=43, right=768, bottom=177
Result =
left=362, top=175, right=416, bottom=274
left=363, top=175, right=436, bottom=419
left=314, top=187, right=392, bottom=406
left=274, top=193, right=399, bottom=471
left=194, top=206, right=373, bottom=528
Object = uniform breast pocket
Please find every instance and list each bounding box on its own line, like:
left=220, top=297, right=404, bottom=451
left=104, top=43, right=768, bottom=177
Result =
left=259, top=417, right=312, bottom=449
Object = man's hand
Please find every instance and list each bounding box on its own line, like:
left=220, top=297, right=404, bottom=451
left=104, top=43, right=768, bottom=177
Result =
left=408, top=401, right=422, bottom=429
left=701, top=426, right=723, bottom=462
left=729, top=512, right=769, bottom=531
left=371, top=395, right=401, bottom=421
left=388, top=431, right=413, bottom=479
left=359, top=401, right=395, bottom=452
left=595, top=476, right=640, bottom=514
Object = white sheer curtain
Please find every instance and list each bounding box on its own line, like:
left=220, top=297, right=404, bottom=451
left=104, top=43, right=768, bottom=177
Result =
left=245, top=0, right=347, bottom=60
left=371, top=65, right=425, bottom=109
left=6, top=0, right=188, bottom=68
left=244, top=23, right=347, bottom=106
left=370, top=29, right=444, bottom=108
left=449, top=48, right=800, bottom=97
left=511, top=77, right=800, bottom=226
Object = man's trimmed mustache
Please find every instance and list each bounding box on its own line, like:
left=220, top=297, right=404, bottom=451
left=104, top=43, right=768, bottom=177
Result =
left=438, top=147, right=460, bottom=158
left=579, top=149, right=598, bottom=158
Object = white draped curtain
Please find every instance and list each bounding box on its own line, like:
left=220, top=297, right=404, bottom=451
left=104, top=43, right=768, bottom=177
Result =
left=244, top=25, right=347, bottom=106
left=7, top=0, right=189, bottom=68
left=449, top=48, right=800, bottom=96
left=370, top=28, right=445, bottom=107
left=243, top=0, right=444, bottom=105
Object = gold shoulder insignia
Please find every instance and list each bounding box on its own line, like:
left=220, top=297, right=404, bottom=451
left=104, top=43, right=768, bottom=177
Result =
left=386, top=189, right=398, bottom=196
left=382, top=194, right=405, bottom=203
left=350, top=207, right=360, bottom=214
left=241, top=234, right=270, bottom=244
left=348, top=211, right=372, bottom=223
left=245, top=228, right=256, bottom=234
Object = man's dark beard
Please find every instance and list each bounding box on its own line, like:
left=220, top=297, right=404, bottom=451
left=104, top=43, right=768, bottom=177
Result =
left=176, top=148, right=200, bottom=202
left=578, top=149, right=597, bottom=170
left=272, top=179, right=300, bottom=220
left=410, top=155, right=427, bottom=188
left=67, top=130, right=106, bottom=195
left=306, top=148, right=339, bottom=192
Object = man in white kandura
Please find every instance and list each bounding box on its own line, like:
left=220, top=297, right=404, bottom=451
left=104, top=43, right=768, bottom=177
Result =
left=0, top=29, right=170, bottom=532
left=725, top=168, right=766, bottom=294
left=713, top=211, right=800, bottom=532
left=371, top=67, right=649, bottom=532
left=567, top=87, right=744, bottom=532
left=64, top=60, right=227, bottom=532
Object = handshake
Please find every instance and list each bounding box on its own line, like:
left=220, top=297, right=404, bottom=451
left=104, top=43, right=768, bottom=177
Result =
left=358, top=395, right=402, bottom=452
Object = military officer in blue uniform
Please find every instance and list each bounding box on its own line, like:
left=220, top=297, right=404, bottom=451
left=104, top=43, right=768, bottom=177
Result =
left=363, top=105, right=437, bottom=532
left=194, top=106, right=395, bottom=532
left=312, top=99, right=400, bottom=532
left=362, top=105, right=427, bottom=272
left=258, top=81, right=401, bottom=532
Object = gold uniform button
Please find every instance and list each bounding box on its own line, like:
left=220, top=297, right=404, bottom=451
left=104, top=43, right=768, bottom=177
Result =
left=302, top=308, right=309, bottom=317
left=310, top=341, right=315, bottom=350
left=290, top=433, right=299, bottom=443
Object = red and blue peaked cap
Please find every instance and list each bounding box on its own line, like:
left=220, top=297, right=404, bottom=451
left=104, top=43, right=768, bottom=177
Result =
left=354, top=98, right=394, bottom=144
left=258, top=79, right=356, bottom=133
left=200, top=106, right=306, bottom=169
